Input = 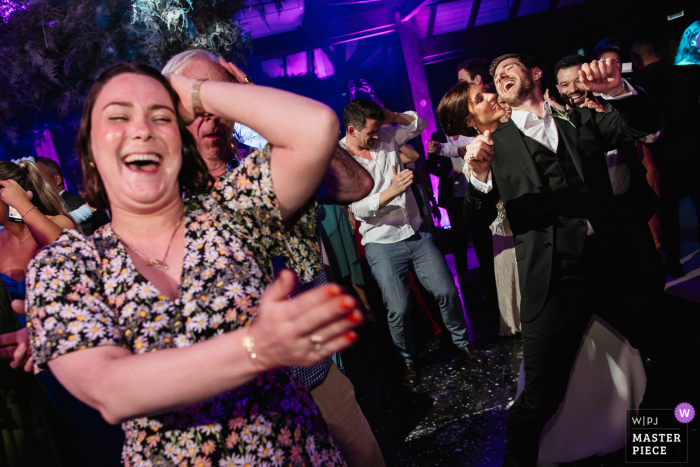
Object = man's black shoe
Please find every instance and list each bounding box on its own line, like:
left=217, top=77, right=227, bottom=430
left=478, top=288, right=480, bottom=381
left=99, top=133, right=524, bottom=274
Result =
left=458, top=343, right=487, bottom=366
left=403, top=362, right=419, bottom=387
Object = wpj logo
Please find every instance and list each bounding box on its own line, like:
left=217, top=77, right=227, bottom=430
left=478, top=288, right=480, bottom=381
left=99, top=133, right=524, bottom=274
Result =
left=625, top=403, right=693, bottom=463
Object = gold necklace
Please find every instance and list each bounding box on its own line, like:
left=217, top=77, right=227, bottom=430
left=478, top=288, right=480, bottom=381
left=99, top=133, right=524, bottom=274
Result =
left=5, top=230, right=31, bottom=247
left=114, top=209, right=185, bottom=270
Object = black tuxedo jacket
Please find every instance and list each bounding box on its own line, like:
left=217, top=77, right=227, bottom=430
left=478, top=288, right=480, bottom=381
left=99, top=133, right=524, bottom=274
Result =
left=464, top=91, right=665, bottom=322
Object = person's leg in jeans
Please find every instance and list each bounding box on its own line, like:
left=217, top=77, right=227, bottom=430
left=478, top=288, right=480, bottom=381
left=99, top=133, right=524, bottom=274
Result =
left=364, top=239, right=415, bottom=362
left=445, top=197, right=469, bottom=274
left=408, top=229, right=469, bottom=349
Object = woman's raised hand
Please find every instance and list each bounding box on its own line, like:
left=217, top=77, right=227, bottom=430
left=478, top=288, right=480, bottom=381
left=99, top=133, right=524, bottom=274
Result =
left=163, top=73, right=198, bottom=124
left=0, top=178, right=33, bottom=212
left=248, top=270, right=363, bottom=370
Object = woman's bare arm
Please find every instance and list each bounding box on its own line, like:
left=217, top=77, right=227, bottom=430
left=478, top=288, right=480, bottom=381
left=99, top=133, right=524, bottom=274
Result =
left=45, top=272, right=362, bottom=424
left=167, top=74, right=339, bottom=221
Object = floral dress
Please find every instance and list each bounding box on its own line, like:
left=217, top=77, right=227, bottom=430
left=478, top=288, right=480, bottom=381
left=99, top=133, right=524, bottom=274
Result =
left=26, top=147, right=346, bottom=467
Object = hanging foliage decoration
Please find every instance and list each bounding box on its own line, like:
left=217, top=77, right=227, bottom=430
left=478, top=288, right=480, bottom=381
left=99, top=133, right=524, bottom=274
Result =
left=0, top=0, right=281, bottom=156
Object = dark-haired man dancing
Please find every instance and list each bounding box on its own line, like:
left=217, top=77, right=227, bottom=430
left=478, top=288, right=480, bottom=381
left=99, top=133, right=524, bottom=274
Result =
left=343, top=99, right=487, bottom=387
left=463, top=54, right=665, bottom=465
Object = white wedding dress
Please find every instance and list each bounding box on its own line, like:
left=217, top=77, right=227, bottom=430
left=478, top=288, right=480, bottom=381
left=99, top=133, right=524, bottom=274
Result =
left=490, top=200, right=521, bottom=336
left=492, top=204, right=647, bottom=465
left=514, top=316, right=646, bottom=466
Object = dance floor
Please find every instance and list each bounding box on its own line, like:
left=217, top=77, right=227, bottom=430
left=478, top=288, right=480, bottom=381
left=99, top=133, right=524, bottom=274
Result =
left=344, top=229, right=700, bottom=467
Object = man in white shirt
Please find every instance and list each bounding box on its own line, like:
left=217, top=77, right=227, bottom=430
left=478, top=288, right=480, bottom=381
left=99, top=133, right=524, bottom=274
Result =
left=342, top=99, right=487, bottom=387
left=464, top=53, right=666, bottom=466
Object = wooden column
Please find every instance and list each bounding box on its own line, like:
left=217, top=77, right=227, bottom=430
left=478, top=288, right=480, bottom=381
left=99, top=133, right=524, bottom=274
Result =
left=393, top=11, right=437, bottom=154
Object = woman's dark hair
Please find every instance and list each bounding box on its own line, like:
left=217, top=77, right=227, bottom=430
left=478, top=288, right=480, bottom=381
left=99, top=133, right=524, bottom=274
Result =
left=437, top=81, right=478, bottom=138
left=76, top=63, right=213, bottom=209
left=0, top=160, right=78, bottom=229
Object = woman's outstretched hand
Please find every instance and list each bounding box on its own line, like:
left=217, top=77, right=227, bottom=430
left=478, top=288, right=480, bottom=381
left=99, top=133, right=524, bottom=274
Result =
left=248, top=270, right=363, bottom=370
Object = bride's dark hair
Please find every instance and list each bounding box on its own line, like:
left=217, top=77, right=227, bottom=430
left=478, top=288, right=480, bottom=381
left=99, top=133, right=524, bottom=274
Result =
left=437, top=82, right=478, bottom=139
left=75, top=63, right=213, bottom=210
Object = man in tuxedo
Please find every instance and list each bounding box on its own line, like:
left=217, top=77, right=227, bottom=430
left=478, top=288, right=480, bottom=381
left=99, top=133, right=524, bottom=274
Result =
left=463, top=54, right=665, bottom=466
left=554, top=52, right=665, bottom=292
left=34, top=157, right=109, bottom=236
left=630, top=36, right=700, bottom=277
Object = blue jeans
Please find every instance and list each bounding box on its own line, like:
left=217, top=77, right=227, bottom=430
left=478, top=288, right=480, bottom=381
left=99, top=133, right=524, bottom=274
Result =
left=365, top=228, right=470, bottom=362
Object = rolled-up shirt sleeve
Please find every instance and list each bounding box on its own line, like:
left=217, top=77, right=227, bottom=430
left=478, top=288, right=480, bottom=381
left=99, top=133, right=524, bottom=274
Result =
left=389, top=111, right=427, bottom=148
left=349, top=192, right=381, bottom=219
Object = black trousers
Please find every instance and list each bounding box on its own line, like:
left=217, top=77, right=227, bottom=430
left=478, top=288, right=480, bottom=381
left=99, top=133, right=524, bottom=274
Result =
left=503, top=236, right=659, bottom=466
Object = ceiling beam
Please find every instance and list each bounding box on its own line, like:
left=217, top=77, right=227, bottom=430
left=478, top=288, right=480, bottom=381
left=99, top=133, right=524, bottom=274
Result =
left=400, top=0, right=433, bottom=22
left=419, top=1, right=593, bottom=64
left=426, top=4, right=438, bottom=37
left=467, top=0, right=481, bottom=28
left=508, top=0, right=522, bottom=20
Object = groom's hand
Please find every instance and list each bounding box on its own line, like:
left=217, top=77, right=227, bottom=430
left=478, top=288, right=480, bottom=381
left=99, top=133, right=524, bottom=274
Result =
left=578, top=58, right=626, bottom=96
left=465, top=130, right=493, bottom=183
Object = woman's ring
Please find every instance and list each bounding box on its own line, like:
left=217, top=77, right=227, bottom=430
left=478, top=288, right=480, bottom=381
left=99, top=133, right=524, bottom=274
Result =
left=309, top=335, right=324, bottom=351
left=244, top=76, right=253, bottom=84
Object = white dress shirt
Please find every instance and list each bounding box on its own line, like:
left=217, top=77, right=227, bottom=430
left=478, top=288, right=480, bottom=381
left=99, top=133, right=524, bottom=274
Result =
left=345, top=111, right=427, bottom=245
left=437, top=135, right=474, bottom=198
left=469, top=81, right=638, bottom=235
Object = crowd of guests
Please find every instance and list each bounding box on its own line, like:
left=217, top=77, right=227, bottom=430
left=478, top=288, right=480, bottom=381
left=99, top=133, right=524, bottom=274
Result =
left=0, top=21, right=698, bottom=467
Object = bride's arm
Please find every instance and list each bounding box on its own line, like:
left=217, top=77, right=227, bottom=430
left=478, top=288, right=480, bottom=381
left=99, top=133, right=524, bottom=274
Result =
left=168, top=74, right=339, bottom=221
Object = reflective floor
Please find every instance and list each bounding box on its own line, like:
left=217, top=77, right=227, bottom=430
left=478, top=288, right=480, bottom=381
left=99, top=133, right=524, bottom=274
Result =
left=343, top=235, right=700, bottom=467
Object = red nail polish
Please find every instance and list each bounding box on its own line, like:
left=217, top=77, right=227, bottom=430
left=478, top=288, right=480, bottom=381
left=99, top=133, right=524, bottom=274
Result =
left=340, top=297, right=355, bottom=310
left=326, top=285, right=341, bottom=297
left=344, top=331, right=358, bottom=341
left=346, top=311, right=362, bottom=323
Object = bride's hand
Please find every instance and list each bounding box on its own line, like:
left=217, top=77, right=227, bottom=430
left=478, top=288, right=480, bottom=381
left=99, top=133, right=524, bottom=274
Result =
left=163, top=73, right=198, bottom=124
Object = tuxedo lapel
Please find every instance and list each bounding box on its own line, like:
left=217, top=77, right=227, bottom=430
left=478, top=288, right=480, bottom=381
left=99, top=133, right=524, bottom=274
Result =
left=494, top=119, right=542, bottom=188
left=554, top=115, right=585, bottom=185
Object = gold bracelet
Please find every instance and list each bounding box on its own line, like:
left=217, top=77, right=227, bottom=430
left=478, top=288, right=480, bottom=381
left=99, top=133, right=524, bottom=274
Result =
left=242, top=328, right=258, bottom=360
left=191, top=79, right=208, bottom=117
left=21, top=206, right=38, bottom=218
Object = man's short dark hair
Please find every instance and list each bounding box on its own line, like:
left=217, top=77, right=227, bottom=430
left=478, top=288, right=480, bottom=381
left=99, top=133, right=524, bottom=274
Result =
left=456, top=57, right=493, bottom=84
left=34, top=156, right=64, bottom=180
left=554, top=54, right=585, bottom=82
left=630, top=36, right=660, bottom=59
left=490, top=53, right=548, bottom=92
left=343, top=99, right=384, bottom=131
left=592, top=47, right=621, bottom=61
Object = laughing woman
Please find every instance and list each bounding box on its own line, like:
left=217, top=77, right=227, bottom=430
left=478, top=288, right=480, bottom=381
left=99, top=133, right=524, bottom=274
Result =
left=437, top=82, right=521, bottom=336
left=26, top=63, right=363, bottom=467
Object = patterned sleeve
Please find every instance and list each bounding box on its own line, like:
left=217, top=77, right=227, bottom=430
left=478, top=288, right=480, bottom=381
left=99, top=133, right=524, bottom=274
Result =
left=205, top=145, right=321, bottom=284
left=27, top=231, right=124, bottom=373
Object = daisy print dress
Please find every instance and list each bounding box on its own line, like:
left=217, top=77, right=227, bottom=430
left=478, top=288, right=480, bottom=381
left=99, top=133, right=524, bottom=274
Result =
left=26, top=146, right=346, bottom=467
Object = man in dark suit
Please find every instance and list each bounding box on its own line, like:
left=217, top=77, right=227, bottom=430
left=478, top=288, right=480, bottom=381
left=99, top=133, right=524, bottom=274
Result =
left=463, top=54, right=665, bottom=466
left=34, top=157, right=109, bottom=236
left=630, top=36, right=700, bottom=277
